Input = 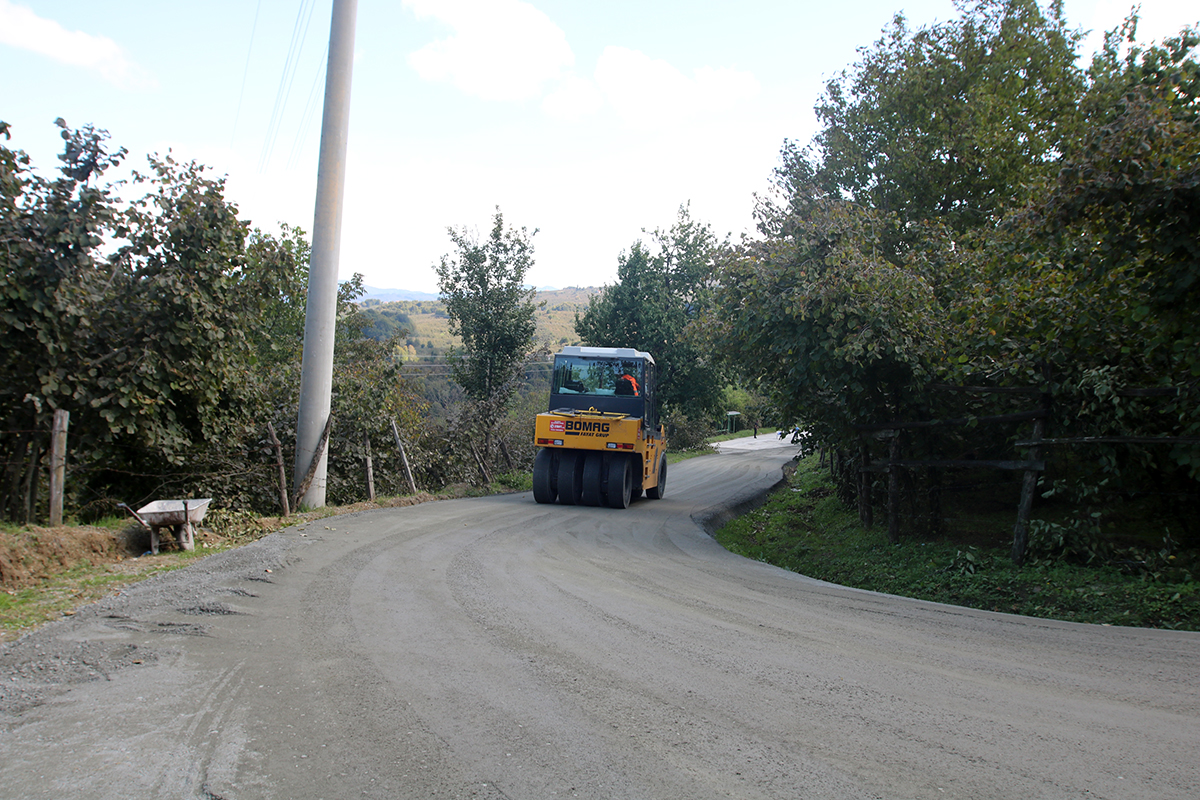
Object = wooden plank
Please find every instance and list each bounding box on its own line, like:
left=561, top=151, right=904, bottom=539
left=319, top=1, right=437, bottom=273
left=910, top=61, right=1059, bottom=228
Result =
left=929, top=383, right=1045, bottom=395
left=292, top=414, right=332, bottom=512
left=1015, top=436, right=1200, bottom=447
left=870, top=459, right=1044, bottom=471
left=1115, top=388, right=1183, bottom=397
left=856, top=409, right=1047, bottom=431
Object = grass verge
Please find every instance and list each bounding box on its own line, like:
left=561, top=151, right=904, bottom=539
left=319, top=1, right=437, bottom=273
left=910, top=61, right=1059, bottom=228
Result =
left=715, top=454, right=1200, bottom=631
left=1, top=549, right=207, bottom=641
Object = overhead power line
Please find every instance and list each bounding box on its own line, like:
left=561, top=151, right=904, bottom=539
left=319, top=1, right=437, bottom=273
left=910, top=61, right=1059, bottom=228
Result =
left=287, top=44, right=328, bottom=170
left=259, top=0, right=321, bottom=172
left=230, top=0, right=264, bottom=150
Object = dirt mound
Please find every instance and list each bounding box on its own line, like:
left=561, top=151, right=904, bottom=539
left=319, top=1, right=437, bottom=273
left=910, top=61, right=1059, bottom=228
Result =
left=0, top=525, right=142, bottom=589
left=1, top=491, right=448, bottom=591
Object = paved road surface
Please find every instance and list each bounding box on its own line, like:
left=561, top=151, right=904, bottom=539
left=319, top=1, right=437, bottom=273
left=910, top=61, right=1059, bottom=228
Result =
left=2, top=439, right=1198, bottom=799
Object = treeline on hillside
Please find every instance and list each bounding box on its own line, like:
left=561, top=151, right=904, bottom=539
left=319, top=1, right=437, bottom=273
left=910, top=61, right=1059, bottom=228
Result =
left=358, top=289, right=597, bottom=356
left=355, top=290, right=595, bottom=424
left=0, top=121, right=531, bottom=522
left=690, top=3, right=1200, bottom=563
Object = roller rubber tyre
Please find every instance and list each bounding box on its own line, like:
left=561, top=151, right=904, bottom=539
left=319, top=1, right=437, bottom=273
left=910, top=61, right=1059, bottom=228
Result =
left=581, top=452, right=605, bottom=506
left=532, top=448, right=557, bottom=504
left=606, top=454, right=633, bottom=509
left=647, top=453, right=667, bottom=500
left=556, top=450, right=584, bottom=505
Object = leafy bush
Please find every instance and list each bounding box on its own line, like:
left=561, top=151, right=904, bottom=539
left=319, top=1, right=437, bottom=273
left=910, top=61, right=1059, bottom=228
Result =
left=666, top=413, right=714, bottom=452
left=716, top=456, right=1200, bottom=630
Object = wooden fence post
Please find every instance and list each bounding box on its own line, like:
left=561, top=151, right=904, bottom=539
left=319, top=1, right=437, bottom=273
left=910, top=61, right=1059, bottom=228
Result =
left=859, top=441, right=872, bottom=529
left=364, top=430, right=376, bottom=502
left=390, top=418, right=418, bottom=495
left=470, top=442, right=493, bottom=485
left=498, top=438, right=515, bottom=472
left=887, top=432, right=901, bottom=545
left=48, top=409, right=69, bottom=527
left=266, top=422, right=290, bottom=517
left=1011, top=416, right=1045, bottom=564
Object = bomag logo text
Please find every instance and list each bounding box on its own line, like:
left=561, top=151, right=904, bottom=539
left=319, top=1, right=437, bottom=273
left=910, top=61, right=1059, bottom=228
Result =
left=565, top=420, right=610, bottom=434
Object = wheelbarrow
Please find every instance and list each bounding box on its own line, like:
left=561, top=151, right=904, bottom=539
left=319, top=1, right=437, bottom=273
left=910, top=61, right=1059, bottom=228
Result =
left=119, top=498, right=212, bottom=555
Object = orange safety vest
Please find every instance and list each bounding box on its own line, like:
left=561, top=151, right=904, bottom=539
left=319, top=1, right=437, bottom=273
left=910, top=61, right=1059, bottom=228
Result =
left=620, top=374, right=640, bottom=395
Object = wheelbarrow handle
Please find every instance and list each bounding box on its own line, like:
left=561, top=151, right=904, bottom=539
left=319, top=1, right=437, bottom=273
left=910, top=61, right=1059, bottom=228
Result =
left=117, top=502, right=151, bottom=529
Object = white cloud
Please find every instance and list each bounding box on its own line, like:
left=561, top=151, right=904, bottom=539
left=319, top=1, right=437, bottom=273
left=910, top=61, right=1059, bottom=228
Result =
left=594, top=46, right=761, bottom=127
left=0, top=0, right=154, bottom=89
left=404, top=0, right=573, bottom=101
left=694, top=65, right=763, bottom=111
left=542, top=73, right=604, bottom=121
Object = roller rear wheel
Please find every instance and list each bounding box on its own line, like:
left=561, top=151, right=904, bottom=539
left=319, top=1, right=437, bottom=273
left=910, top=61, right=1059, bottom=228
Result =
left=581, top=452, right=605, bottom=506
left=532, top=449, right=557, bottom=504
left=646, top=453, right=667, bottom=500
left=606, top=454, right=633, bottom=509
left=556, top=451, right=584, bottom=505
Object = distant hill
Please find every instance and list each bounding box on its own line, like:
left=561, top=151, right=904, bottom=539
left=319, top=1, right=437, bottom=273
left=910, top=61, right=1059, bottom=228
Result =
left=360, top=285, right=440, bottom=302
left=361, top=285, right=566, bottom=303
left=357, top=287, right=601, bottom=357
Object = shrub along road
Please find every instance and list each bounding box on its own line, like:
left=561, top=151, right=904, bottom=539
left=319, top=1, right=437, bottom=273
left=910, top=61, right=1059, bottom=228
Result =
left=1, top=438, right=1197, bottom=799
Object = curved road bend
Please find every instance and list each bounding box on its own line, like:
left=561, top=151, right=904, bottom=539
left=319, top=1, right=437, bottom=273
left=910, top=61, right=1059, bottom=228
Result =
left=1, top=437, right=1197, bottom=799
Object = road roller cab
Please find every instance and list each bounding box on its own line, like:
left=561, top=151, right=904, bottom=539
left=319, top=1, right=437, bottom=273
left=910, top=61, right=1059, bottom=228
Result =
left=532, top=346, right=668, bottom=508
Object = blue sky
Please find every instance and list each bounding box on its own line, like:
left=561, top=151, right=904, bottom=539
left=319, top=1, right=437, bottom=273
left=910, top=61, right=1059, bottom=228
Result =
left=2, top=0, right=1196, bottom=293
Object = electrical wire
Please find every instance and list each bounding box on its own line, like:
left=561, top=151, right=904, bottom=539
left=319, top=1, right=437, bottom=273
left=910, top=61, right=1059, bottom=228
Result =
left=259, top=0, right=321, bottom=172
left=230, top=0, right=264, bottom=150
left=287, top=44, right=328, bottom=170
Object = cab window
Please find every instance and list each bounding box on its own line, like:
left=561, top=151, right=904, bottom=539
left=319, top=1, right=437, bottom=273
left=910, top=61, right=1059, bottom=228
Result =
left=552, top=356, right=645, bottom=397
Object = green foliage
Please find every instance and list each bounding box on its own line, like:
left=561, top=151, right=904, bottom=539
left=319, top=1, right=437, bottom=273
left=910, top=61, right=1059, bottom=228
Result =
left=715, top=457, right=1200, bottom=630
left=662, top=412, right=712, bottom=453
left=0, top=120, right=430, bottom=519
left=1027, top=478, right=1198, bottom=582
left=814, top=0, right=1085, bottom=232
left=702, top=3, right=1200, bottom=559
left=491, top=470, right=532, bottom=492
left=242, top=224, right=312, bottom=366
left=435, top=207, right=539, bottom=405
left=699, top=193, right=947, bottom=445
left=575, top=204, right=725, bottom=422
left=718, top=384, right=770, bottom=428
left=203, top=507, right=267, bottom=542
left=1027, top=517, right=1110, bottom=565
left=0, top=120, right=270, bottom=518
left=358, top=306, right=413, bottom=342
left=433, top=207, right=541, bottom=478
left=948, top=546, right=984, bottom=576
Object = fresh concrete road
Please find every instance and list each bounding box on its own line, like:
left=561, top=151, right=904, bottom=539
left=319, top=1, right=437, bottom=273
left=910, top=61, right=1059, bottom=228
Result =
left=2, top=438, right=1198, bottom=799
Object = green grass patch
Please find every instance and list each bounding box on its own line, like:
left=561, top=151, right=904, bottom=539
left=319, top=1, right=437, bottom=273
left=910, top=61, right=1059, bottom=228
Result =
left=0, top=550, right=207, bottom=641
left=492, top=470, right=533, bottom=493
left=667, top=446, right=715, bottom=464
left=707, top=427, right=779, bottom=443
left=715, top=456, right=1200, bottom=631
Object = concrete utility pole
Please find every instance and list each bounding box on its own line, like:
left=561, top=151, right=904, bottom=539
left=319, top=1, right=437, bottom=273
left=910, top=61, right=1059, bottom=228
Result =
left=293, top=0, right=358, bottom=508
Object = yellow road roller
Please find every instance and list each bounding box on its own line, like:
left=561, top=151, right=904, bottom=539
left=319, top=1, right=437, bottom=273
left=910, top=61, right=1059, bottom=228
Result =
left=532, top=346, right=667, bottom=508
